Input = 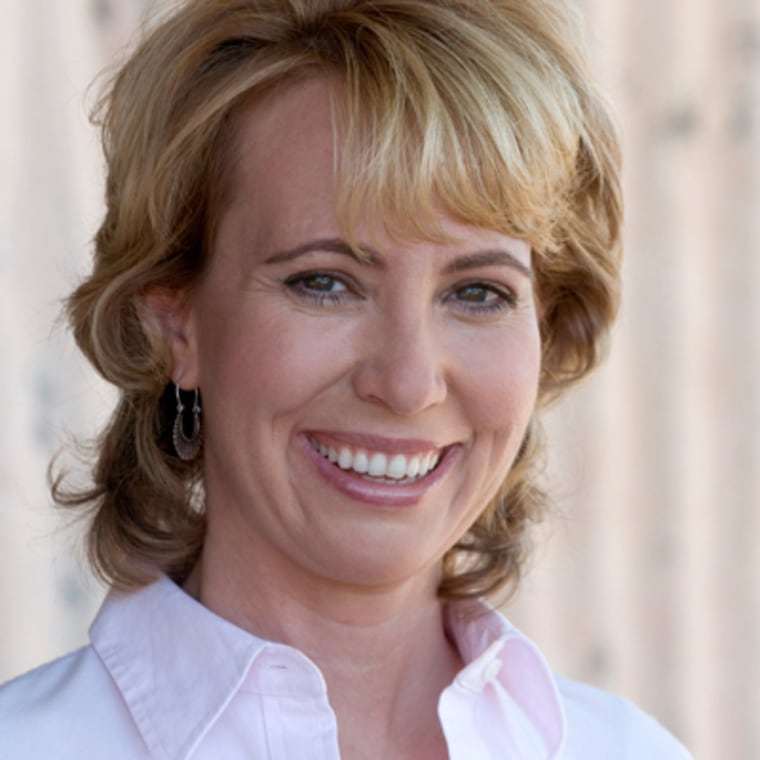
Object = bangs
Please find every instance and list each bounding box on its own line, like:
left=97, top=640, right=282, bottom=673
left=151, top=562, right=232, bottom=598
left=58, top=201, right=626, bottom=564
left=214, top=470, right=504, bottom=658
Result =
left=320, top=3, right=588, bottom=251
left=128, top=1, right=599, bottom=257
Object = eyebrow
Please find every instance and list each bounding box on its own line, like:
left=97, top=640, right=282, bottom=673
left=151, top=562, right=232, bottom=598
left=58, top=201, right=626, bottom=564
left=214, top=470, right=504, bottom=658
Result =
left=264, top=237, right=532, bottom=279
left=264, top=238, right=383, bottom=267
left=442, top=250, right=533, bottom=279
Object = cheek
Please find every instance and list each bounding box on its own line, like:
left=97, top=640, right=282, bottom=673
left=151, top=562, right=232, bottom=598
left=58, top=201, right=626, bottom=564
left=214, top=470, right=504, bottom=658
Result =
left=196, top=304, right=355, bottom=414
left=454, top=330, right=540, bottom=508
left=454, top=326, right=541, bottom=433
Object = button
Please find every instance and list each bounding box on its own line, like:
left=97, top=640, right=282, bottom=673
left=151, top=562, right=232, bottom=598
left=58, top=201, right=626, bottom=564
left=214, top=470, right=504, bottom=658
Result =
left=483, top=658, right=502, bottom=682
left=241, top=645, right=327, bottom=697
left=455, top=639, right=506, bottom=692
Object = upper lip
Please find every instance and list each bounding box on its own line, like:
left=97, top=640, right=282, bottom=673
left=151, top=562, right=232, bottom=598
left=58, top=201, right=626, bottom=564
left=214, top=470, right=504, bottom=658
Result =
left=303, top=430, right=450, bottom=455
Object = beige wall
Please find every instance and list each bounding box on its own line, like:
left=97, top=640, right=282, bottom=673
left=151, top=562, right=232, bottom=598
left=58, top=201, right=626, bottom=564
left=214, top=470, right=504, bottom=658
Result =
left=2, top=1, right=758, bottom=758
left=510, top=2, right=760, bottom=760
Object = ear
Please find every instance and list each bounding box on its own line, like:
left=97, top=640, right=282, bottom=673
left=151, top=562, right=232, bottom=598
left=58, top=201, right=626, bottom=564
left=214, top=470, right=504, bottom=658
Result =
left=138, top=287, right=200, bottom=389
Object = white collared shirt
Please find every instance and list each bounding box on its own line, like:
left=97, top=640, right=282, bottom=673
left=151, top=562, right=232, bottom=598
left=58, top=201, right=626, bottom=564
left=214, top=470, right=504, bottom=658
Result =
left=0, top=577, right=690, bottom=759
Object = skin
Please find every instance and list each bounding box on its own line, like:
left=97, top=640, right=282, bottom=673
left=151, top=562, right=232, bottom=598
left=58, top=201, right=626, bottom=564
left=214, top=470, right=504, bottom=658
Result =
left=160, top=77, right=542, bottom=760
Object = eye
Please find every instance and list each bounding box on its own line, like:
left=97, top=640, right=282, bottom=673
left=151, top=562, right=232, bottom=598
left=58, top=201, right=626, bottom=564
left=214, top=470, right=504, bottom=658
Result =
left=283, top=271, right=355, bottom=306
left=294, top=273, right=346, bottom=293
left=455, top=285, right=498, bottom=303
left=448, top=283, right=516, bottom=314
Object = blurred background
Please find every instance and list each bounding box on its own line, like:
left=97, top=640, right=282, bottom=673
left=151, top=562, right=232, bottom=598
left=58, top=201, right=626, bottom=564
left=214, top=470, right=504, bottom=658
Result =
left=1, top=0, right=758, bottom=757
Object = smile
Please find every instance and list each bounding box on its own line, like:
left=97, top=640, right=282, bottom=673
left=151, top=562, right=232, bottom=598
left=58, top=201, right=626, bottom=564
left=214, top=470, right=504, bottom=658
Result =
left=308, top=437, right=442, bottom=483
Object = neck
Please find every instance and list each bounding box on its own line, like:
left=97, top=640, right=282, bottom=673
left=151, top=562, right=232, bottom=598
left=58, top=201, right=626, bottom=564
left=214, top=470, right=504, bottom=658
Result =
left=191, top=535, right=458, bottom=665
left=191, top=527, right=462, bottom=759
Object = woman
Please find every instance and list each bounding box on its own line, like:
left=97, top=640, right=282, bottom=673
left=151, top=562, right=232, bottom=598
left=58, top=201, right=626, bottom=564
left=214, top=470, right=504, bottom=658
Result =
left=0, top=1, right=691, bottom=758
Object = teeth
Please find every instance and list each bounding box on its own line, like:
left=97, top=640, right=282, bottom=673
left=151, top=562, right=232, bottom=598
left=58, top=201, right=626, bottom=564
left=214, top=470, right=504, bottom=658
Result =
left=367, top=453, right=386, bottom=476
left=388, top=455, right=407, bottom=479
left=311, top=439, right=442, bottom=481
left=353, top=450, right=369, bottom=473
left=338, top=448, right=353, bottom=469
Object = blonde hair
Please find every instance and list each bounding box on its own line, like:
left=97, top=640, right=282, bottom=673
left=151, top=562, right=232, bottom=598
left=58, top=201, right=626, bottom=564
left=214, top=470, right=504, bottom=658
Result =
left=56, top=0, right=622, bottom=598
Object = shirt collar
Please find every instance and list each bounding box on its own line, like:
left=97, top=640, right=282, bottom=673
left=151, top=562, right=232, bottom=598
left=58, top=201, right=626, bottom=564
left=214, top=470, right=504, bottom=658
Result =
left=90, top=575, right=268, bottom=760
left=91, top=577, right=565, bottom=760
left=445, top=600, right=566, bottom=757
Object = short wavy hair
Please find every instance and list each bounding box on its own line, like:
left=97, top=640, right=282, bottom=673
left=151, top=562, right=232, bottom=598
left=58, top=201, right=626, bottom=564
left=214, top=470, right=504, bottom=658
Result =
left=55, top=0, right=622, bottom=599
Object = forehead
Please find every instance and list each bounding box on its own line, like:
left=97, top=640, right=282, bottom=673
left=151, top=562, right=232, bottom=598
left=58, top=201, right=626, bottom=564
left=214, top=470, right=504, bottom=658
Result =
left=217, top=74, right=531, bottom=259
left=224, top=77, right=340, bottom=227
left=222, top=77, right=461, bottom=252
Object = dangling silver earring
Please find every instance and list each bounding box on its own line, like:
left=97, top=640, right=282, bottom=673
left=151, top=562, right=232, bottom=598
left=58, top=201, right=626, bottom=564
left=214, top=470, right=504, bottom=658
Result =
left=172, top=385, right=202, bottom=461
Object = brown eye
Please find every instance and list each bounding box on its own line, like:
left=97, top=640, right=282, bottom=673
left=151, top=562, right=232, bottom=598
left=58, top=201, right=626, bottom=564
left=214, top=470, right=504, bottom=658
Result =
left=300, top=274, right=345, bottom=292
left=448, top=282, right=517, bottom=315
left=456, top=285, right=492, bottom=303
left=283, top=271, right=358, bottom=307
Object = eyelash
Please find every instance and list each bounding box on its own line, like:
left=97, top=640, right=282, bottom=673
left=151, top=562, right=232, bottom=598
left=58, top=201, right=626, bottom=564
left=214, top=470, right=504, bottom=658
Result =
left=448, top=283, right=517, bottom=315
left=283, top=271, right=356, bottom=306
left=283, top=272, right=517, bottom=315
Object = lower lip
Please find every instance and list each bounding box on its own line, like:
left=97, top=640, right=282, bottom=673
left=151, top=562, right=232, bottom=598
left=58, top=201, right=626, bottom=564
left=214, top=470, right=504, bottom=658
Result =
left=296, top=434, right=461, bottom=507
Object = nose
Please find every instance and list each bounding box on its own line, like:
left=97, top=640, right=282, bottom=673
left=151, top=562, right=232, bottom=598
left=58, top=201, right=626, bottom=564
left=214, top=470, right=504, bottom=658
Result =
left=351, top=311, right=448, bottom=416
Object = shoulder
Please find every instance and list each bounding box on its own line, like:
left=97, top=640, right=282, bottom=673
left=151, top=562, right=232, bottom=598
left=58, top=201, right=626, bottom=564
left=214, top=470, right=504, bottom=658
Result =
left=0, top=647, right=147, bottom=759
left=555, top=675, right=692, bottom=760
left=0, top=647, right=96, bottom=727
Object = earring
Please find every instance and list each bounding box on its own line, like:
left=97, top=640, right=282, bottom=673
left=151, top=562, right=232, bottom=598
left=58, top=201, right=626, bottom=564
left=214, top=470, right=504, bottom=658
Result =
left=172, top=385, right=202, bottom=461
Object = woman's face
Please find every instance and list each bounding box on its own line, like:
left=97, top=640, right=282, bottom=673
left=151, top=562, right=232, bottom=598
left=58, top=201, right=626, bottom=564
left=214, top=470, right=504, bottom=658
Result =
left=172, top=77, right=541, bottom=591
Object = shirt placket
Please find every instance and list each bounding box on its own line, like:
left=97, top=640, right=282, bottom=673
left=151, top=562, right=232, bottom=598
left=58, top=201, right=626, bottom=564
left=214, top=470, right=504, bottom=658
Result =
left=439, top=639, right=550, bottom=760
left=244, top=647, right=341, bottom=760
